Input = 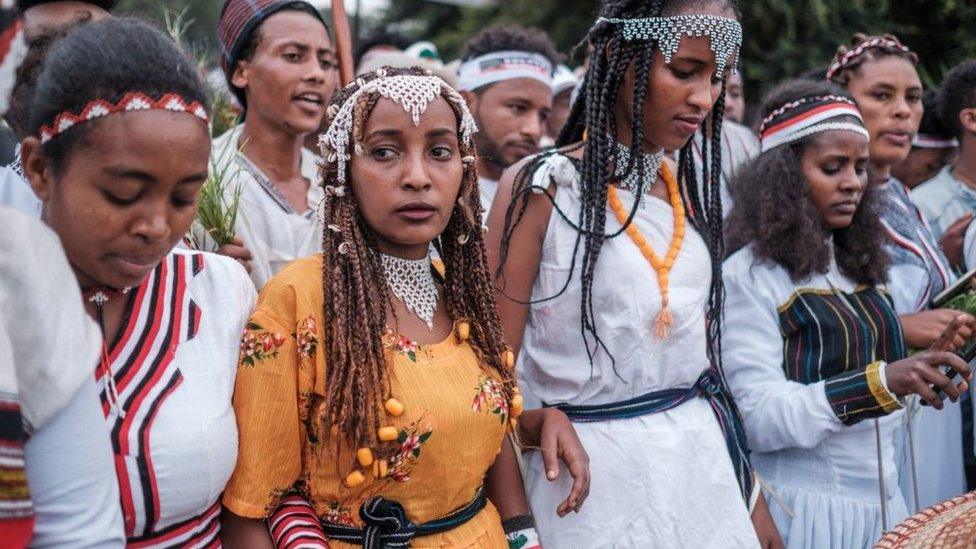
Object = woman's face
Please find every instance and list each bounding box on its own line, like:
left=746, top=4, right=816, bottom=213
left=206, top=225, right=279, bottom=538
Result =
left=349, top=96, right=464, bottom=259
left=618, top=2, right=737, bottom=151
left=801, top=129, right=870, bottom=230
left=23, top=111, right=211, bottom=289
left=845, top=56, right=924, bottom=168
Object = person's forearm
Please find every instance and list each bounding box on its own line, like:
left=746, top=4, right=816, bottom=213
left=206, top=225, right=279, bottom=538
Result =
left=486, top=435, right=532, bottom=519
left=221, top=509, right=274, bottom=549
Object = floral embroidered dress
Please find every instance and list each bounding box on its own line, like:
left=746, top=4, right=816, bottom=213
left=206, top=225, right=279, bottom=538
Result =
left=224, top=256, right=510, bottom=548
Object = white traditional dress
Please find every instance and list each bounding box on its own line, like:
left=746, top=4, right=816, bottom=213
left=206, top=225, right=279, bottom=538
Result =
left=912, top=166, right=976, bottom=239
left=0, top=161, right=40, bottom=217
left=723, top=243, right=909, bottom=549
left=518, top=154, right=758, bottom=547
left=99, top=249, right=256, bottom=546
left=206, top=125, right=324, bottom=289
left=690, top=120, right=759, bottom=217
left=0, top=207, right=123, bottom=547
left=878, top=179, right=964, bottom=511
left=478, top=176, right=499, bottom=223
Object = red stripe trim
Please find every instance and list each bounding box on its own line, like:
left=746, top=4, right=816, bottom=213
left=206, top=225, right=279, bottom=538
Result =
left=116, top=260, right=169, bottom=394
left=143, top=373, right=184, bottom=530
left=762, top=103, right=860, bottom=138
left=128, top=500, right=221, bottom=547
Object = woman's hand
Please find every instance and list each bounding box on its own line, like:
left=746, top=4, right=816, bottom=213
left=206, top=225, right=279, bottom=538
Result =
left=900, top=309, right=975, bottom=350
left=750, top=492, right=784, bottom=549
left=939, top=213, right=973, bottom=270
left=887, top=315, right=973, bottom=409
left=518, top=408, right=590, bottom=517
left=217, top=236, right=254, bottom=273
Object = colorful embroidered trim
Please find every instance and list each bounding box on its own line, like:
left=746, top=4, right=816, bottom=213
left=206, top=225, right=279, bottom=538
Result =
left=866, top=361, right=901, bottom=413
left=39, top=92, right=209, bottom=144
left=759, top=96, right=868, bottom=153
left=826, top=36, right=911, bottom=80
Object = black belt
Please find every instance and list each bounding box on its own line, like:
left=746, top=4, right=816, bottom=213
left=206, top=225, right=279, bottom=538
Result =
left=321, top=485, right=487, bottom=548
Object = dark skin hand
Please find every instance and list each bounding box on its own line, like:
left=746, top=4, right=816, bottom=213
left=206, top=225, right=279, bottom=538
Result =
left=888, top=315, right=973, bottom=409
left=939, top=213, right=973, bottom=270
left=901, top=309, right=976, bottom=351
left=751, top=493, right=784, bottom=549
left=216, top=236, right=254, bottom=273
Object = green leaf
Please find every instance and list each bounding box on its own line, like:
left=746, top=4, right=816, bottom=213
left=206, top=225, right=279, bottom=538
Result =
left=397, top=431, right=408, bottom=444
left=419, top=431, right=432, bottom=443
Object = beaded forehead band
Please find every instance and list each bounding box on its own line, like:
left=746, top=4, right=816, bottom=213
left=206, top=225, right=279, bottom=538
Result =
left=319, top=72, right=479, bottom=186
left=826, top=37, right=911, bottom=80
left=598, top=14, right=742, bottom=75
left=760, top=95, right=869, bottom=153
left=38, top=92, right=209, bottom=144
left=913, top=134, right=958, bottom=149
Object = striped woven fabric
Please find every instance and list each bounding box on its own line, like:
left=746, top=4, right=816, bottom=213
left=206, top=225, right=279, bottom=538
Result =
left=778, top=287, right=906, bottom=425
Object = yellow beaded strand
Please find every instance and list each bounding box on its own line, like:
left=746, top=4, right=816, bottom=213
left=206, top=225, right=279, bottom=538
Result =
left=607, top=162, right=685, bottom=339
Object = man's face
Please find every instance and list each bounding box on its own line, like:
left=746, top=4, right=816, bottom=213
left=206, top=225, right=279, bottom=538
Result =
left=464, top=77, right=552, bottom=176
left=22, top=1, right=109, bottom=40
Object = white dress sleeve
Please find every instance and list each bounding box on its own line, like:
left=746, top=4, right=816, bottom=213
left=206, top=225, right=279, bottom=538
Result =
left=722, top=261, right=845, bottom=453
left=25, top=379, right=125, bottom=548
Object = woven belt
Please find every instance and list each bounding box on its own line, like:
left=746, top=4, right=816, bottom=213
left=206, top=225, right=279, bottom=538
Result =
left=321, top=486, right=487, bottom=548
left=548, top=369, right=755, bottom=503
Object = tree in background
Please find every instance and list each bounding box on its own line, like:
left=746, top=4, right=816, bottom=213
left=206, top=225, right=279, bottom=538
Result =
left=378, top=0, right=976, bottom=121
left=116, top=0, right=976, bottom=120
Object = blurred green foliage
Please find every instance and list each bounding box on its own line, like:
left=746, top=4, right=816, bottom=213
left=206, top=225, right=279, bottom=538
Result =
left=117, top=0, right=976, bottom=106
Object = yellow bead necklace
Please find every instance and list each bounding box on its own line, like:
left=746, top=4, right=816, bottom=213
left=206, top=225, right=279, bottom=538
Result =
left=607, top=161, right=685, bottom=339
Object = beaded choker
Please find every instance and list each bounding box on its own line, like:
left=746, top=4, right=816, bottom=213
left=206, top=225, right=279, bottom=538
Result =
left=380, top=253, right=438, bottom=330
left=598, top=14, right=742, bottom=75
left=613, top=140, right=664, bottom=196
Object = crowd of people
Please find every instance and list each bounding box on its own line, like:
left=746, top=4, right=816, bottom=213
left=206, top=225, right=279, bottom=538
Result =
left=3, top=0, right=976, bottom=547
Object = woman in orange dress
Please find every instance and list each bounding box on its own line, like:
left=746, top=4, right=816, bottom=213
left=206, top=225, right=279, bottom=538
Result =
left=221, top=66, right=589, bottom=548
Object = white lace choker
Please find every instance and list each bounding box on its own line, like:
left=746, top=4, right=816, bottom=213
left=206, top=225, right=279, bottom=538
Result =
left=614, top=140, right=664, bottom=194
left=380, top=253, right=438, bottom=330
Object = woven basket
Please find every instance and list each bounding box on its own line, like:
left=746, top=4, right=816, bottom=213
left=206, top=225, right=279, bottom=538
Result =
left=875, top=491, right=976, bottom=548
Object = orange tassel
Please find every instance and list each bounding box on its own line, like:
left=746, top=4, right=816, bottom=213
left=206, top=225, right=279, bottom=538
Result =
left=608, top=162, right=685, bottom=340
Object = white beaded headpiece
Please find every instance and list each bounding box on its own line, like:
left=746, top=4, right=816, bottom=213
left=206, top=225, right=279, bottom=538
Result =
left=319, top=72, right=479, bottom=186
left=598, top=15, right=742, bottom=75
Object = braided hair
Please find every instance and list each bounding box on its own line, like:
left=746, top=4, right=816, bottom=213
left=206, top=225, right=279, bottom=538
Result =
left=827, top=33, right=918, bottom=88
left=319, top=66, right=516, bottom=452
left=498, top=0, right=739, bottom=370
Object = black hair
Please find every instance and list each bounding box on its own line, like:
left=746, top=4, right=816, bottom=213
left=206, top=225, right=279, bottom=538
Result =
left=498, top=0, right=738, bottom=371
left=798, top=66, right=828, bottom=82
left=6, top=25, right=75, bottom=139
left=17, top=0, right=118, bottom=10
left=354, top=27, right=411, bottom=68
left=938, top=59, right=976, bottom=140
left=828, top=33, right=918, bottom=89
left=29, top=17, right=209, bottom=173
left=227, top=1, right=327, bottom=110
left=725, top=79, right=889, bottom=285
left=460, top=24, right=561, bottom=82
left=918, top=88, right=953, bottom=138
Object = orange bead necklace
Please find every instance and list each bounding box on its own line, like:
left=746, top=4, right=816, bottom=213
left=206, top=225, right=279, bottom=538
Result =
left=607, top=161, right=685, bottom=339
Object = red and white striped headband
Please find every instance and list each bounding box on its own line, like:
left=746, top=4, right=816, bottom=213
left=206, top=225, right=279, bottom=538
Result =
left=760, top=96, right=868, bottom=153
left=39, top=92, right=210, bottom=144
left=826, top=37, right=911, bottom=80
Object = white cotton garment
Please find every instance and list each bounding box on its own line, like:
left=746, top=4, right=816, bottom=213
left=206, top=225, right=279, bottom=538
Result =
left=518, top=154, right=758, bottom=548
left=478, top=176, right=499, bottom=224
left=690, top=120, right=759, bottom=218
left=722, top=245, right=908, bottom=549
left=201, top=125, right=324, bottom=290
left=0, top=164, right=40, bottom=219
left=912, top=165, right=976, bottom=239
left=0, top=206, right=124, bottom=547
left=99, top=249, right=256, bottom=545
